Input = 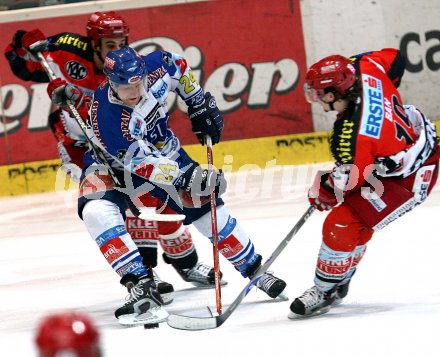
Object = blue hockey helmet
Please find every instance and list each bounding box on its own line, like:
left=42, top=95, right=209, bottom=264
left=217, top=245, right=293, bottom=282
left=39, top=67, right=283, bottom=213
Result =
left=103, top=46, right=148, bottom=85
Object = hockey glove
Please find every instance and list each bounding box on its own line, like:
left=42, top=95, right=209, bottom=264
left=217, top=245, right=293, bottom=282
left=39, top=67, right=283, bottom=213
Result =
left=179, top=163, right=227, bottom=205
left=308, top=170, right=339, bottom=211
left=47, top=78, right=85, bottom=109
left=188, top=92, right=224, bottom=145
left=11, top=29, right=48, bottom=61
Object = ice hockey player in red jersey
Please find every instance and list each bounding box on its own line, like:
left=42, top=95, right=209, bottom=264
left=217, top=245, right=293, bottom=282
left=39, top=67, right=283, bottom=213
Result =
left=35, top=311, right=101, bottom=357
left=289, top=48, right=439, bottom=318
left=4, top=11, right=220, bottom=305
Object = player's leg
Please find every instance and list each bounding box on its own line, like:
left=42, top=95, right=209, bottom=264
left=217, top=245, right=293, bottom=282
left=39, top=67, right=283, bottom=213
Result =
left=78, top=168, right=167, bottom=324
left=124, top=208, right=174, bottom=304
left=192, top=205, right=287, bottom=299
left=48, top=110, right=84, bottom=182
left=157, top=204, right=226, bottom=287
left=289, top=163, right=439, bottom=318
left=143, top=149, right=287, bottom=299
left=289, top=203, right=373, bottom=318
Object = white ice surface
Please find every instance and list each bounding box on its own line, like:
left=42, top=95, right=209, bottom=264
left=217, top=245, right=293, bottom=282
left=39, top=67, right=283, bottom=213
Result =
left=0, top=164, right=439, bottom=356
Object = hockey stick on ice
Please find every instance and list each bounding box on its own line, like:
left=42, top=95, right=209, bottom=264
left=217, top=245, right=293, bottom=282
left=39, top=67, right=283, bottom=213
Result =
left=205, top=135, right=222, bottom=314
left=167, top=205, right=316, bottom=330
left=36, top=52, right=185, bottom=222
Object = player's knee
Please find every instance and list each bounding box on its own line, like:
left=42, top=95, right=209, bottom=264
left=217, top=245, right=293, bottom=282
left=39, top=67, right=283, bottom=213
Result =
left=82, top=199, right=122, bottom=233
left=157, top=220, right=182, bottom=236
left=358, top=227, right=373, bottom=245
left=323, top=205, right=371, bottom=252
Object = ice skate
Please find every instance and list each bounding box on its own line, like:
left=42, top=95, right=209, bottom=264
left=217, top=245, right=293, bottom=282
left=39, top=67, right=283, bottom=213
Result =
left=288, top=286, right=336, bottom=319
left=246, top=257, right=287, bottom=300
left=176, top=262, right=228, bottom=287
left=116, top=275, right=168, bottom=326
left=125, top=270, right=174, bottom=305
left=254, top=271, right=287, bottom=300
left=332, top=280, right=350, bottom=306
left=152, top=270, right=174, bottom=305
left=332, top=268, right=355, bottom=306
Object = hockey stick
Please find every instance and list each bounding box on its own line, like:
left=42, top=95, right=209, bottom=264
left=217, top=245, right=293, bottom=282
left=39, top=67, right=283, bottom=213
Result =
left=36, top=52, right=185, bottom=222
left=167, top=204, right=316, bottom=330
left=205, top=135, right=222, bottom=314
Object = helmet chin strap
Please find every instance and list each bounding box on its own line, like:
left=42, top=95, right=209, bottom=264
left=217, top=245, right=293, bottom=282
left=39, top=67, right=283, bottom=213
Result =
left=321, top=98, right=336, bottom=111
left=328, top=100, right=336, bottom=111
left=321, top=90, right=342, bottom=111
left=94, top=46, right=105, bottom=66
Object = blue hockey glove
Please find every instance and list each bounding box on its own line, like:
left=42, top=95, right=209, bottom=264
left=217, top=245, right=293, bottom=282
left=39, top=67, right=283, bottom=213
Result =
left=178, top=164, right=227, bottom=208
left=188, top=92, right=224, bottom=145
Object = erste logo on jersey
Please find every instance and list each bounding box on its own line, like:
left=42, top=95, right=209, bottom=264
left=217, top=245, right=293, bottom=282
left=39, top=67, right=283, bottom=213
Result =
left=65, top=61, right=88, bottom=80
left=360, top=74, right=384, bottom=139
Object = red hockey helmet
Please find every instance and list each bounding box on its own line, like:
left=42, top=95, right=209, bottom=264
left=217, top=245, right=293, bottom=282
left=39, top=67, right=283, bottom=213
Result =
left=86, top=11, right=129, bottom=46
left=304, top=55, right=356, bottom=102
left=35, top=311, right=100, bottom=357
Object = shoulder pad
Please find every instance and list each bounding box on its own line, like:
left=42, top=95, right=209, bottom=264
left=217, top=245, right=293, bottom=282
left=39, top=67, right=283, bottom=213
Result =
left=49, top=32, right=92, bottom=58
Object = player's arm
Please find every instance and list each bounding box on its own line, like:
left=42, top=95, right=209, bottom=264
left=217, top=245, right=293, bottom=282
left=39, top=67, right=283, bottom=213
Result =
left=128, top=141, right=225, bottom=202
left=308, top=142, right=375, bottom=211
left=4, top=29, right=49, bottom=82
left=368, top=48, right=406, bottom=88
left=167, top=51, right=224, bottom=145
left=128, top=140, right=181, bottom=186
left=350, top=48, right=406, bottom=88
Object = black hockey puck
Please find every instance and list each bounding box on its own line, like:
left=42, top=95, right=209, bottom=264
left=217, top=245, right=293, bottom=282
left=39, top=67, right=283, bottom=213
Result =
left=144, top=323, right=159, bottom=329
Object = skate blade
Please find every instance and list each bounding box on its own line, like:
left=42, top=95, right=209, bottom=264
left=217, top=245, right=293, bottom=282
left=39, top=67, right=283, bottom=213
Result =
left=287, top=306, right=331, bottom=320
left=118, top=306, right=169, bottom=326
left=276, top=291, right=289, bottom=301
left=189, top=279, right=228, bottom=288
left=331, top=297, right=344, bottom=306
left=161, top=293, right=174, bottom=305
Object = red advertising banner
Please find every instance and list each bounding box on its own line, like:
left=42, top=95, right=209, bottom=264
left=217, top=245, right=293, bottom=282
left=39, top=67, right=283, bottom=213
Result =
left=0, top=0, right=310, bottom=165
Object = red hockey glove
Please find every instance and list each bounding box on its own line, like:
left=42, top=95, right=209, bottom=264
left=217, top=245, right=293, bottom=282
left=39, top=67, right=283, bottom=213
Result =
left=47, top=78, right=84, bottom=109
left=308, top=170, right=338, bottom=211
left=11, top=29, right=48, bottom=61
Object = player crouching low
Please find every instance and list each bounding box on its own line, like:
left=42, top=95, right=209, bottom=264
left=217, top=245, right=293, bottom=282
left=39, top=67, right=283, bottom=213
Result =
left=74, top=46, right=287, bottom=325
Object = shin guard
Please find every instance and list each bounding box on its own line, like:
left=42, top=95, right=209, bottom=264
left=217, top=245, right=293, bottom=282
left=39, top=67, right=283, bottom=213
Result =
left=83, top=200, right=148, bottom=279
left=314, top=242, right=353, bottom=292
left=192, top=206, right=259, bottom=276
left=125, top=209, right=159, bottom=267
left=340, top=244, right=366, bottom=284
left=159, top=220, right=196, bottom=270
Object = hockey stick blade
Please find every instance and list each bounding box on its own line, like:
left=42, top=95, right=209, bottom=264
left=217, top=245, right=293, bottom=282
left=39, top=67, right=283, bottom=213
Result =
left=167, top=205, right=316, bottom=330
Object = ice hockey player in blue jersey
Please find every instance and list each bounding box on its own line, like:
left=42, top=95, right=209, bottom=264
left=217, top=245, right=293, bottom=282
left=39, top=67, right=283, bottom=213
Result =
left=77, top=46, right=287, bottom=325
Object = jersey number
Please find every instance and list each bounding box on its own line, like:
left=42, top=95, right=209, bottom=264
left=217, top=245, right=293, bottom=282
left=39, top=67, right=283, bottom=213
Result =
left=154, top=163, right=177, bottom=183
left=179, top=70, right=198, bottom=94
left=392, top=95, right=413, bottom=145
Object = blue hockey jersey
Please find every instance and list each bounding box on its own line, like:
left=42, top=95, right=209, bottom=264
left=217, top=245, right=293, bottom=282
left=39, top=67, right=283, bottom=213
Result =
left=85, top=50, right=204, bottom=186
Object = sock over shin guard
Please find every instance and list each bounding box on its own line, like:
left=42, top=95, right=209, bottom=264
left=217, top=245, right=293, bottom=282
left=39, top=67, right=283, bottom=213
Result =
left=83, top=200, right=148, bottom=279
left=192, top=206, right=260, bottom=276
